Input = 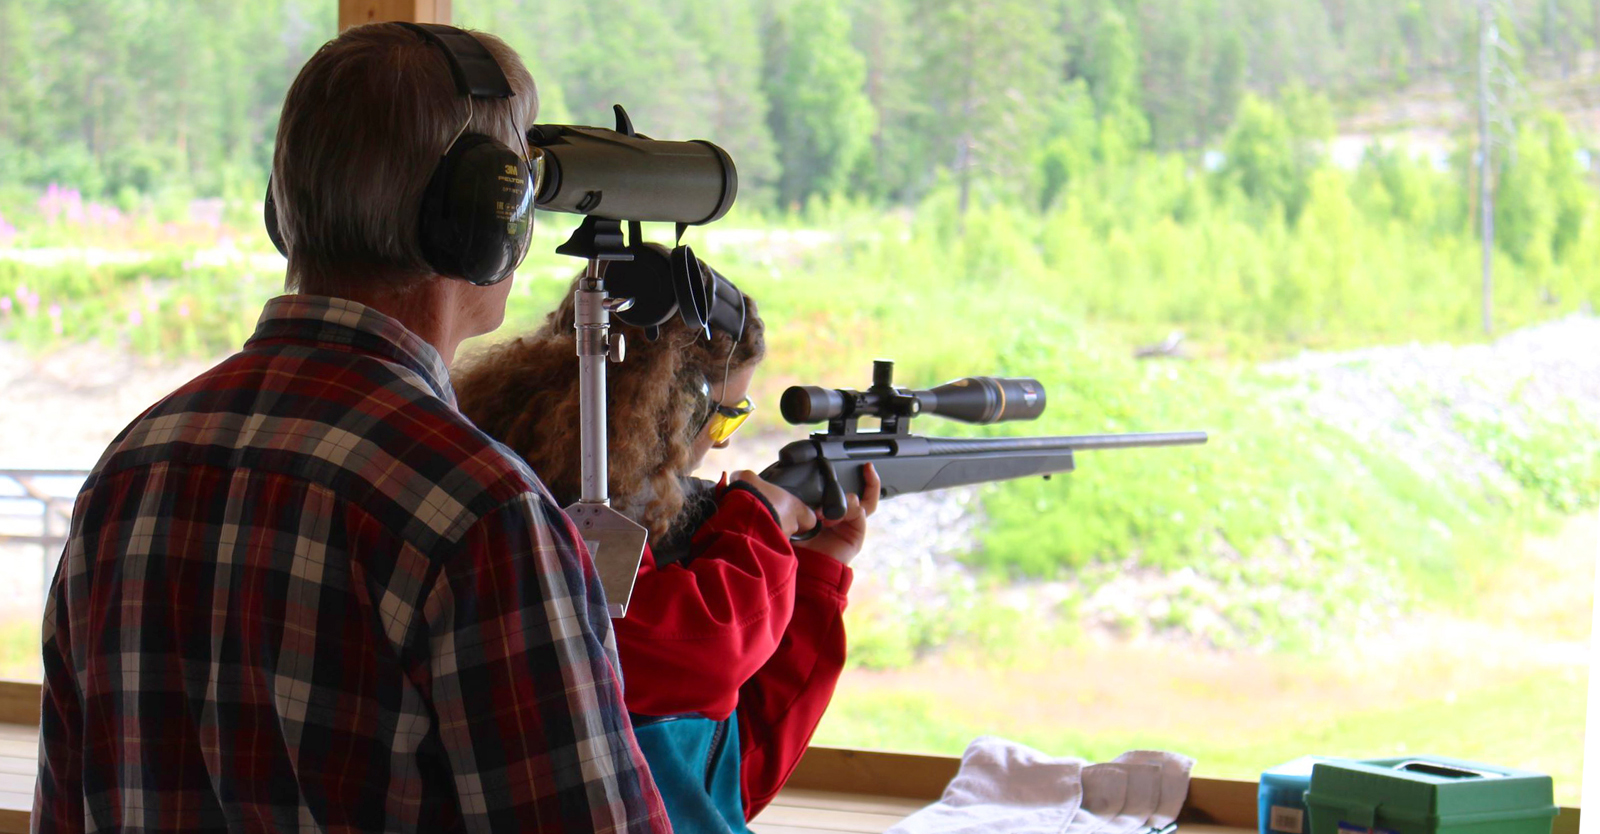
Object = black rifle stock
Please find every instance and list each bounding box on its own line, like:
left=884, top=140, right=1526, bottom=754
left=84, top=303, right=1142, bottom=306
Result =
left=756, top=361, right=1208, bottom=520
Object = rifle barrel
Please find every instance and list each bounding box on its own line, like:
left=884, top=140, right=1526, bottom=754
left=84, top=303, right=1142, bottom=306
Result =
left=920, top=431, right=1207, bottom=456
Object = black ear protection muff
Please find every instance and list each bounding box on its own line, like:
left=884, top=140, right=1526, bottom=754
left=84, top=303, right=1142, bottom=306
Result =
left=699, top=256, right=747, bottom=341
left=603, top=236, right=747, bottom=343
left=601, top=243, right=700, bottom=340
left=264, top=22, right=536, bottom=287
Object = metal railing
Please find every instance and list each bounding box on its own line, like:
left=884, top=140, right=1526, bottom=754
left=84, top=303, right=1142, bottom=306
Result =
left=0, top=469, right=89, bottom=592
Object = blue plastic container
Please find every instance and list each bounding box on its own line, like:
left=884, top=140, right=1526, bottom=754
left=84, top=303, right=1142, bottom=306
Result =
left=1261, top=756, right=1343, bottom=834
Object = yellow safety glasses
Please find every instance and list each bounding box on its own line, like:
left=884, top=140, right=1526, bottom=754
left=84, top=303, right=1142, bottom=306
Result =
left=706, top=397, right=755, bottom=444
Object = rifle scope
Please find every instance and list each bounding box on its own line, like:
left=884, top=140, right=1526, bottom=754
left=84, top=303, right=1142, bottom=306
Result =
left=781, top=375, right=1047, bottom=426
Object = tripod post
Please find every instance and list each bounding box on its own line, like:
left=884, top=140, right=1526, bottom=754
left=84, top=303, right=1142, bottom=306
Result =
left=556, top=216, right=649, bottom=617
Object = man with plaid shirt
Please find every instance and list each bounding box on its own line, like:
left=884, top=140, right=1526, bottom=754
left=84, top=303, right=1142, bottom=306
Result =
left=33, top=23, right=670, bottom=834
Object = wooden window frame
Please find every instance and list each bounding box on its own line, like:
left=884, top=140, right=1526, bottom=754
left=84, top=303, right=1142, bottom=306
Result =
left=337, top=0, right=450, bottom=30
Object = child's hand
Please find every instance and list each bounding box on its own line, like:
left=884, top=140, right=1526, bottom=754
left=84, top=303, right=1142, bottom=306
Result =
left=729, top=470, right=815, bottom=538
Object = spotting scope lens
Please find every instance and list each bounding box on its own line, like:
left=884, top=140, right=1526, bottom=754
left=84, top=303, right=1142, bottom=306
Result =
left=779, top=377, right=1046, bottom=425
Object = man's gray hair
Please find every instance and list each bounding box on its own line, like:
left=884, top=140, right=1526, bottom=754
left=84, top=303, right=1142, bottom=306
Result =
left=270, top=24, right=537, bottom=295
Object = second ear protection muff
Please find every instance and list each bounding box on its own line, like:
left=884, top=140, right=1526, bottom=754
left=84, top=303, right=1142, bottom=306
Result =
left=603, top=232, right=747, bottom=343
left=264, top=23, right=536, bottom=286
left=601, top=242, right=703, bottom=341
left=698, top=255, right=747, bottom=341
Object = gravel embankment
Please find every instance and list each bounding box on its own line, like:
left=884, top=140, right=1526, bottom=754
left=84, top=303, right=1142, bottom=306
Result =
left=1081, top=313, right=1600, bottom=648
left=1261, top=312, right=1600, bottom=495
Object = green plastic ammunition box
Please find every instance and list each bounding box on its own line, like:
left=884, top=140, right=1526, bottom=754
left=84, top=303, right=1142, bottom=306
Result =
left=1305, top=756, right=1558, bottom=834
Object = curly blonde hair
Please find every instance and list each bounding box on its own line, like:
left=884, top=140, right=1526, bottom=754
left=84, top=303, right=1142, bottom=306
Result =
left=454, top=249, right=764, bottom=543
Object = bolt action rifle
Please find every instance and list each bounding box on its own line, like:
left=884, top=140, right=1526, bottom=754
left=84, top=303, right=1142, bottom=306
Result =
left=759, top=360, right=1208, bottom=523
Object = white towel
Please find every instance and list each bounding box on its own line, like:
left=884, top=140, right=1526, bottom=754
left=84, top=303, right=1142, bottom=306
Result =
left=1061, top=762, right=1129, bottom=834
left=1091, top=761, right=1163, bottom=834
left=1114, top=750, right=1196, bottom=827
left=886, top=738, right=1195, bottom=834
left=886, top=736, right=1086, bottom=834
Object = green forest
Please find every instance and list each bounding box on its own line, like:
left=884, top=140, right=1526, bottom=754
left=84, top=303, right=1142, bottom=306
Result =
left=2, top=0, right=1598, bottom=339
left=0, top=0, right=1597, bottom=213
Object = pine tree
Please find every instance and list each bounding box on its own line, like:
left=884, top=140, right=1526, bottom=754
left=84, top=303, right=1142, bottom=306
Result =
left=761, top=0, right=875, bottom=209
left=908, top=0, right=1067, bottom=217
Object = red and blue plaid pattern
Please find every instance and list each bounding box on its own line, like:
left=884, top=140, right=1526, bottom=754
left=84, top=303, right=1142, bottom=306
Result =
left=34, top=295, right=669, bottom=833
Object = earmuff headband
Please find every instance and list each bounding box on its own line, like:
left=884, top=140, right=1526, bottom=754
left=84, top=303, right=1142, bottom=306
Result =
left=394, top=22, right=514, bottom=100
left=702, top=262, right=746, bottom=343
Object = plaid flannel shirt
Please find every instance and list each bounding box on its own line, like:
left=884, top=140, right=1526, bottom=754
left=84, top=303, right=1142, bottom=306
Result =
left=34, top=295, right=670, bottom=834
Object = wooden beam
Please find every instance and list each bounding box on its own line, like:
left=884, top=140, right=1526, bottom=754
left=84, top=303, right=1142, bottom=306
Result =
left=0, top=683, right=38, bottom=728
left=1181, top=776, right=1259, bottom=828
left=338, top=0, right=451, bottom=31
left=785, top=746, right=958, bottom=801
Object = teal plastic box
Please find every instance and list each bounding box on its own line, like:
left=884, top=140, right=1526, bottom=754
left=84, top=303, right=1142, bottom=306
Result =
left=1261, top=756, right=1342, bottom=834
left=1305, top=756, right=1558, bottom=834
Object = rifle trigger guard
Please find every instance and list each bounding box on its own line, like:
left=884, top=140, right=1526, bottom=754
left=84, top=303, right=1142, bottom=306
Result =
left=789, top=456, right=843, bottom=543
left=790, top=519, right=824, bottom=543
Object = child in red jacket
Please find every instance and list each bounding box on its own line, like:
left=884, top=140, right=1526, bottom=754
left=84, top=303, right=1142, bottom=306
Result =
left=454, top=245, right=880, bottom=833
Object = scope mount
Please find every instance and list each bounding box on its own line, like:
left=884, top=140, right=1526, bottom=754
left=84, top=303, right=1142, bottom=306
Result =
left=784, top=360, right=925, bottom=529
left=820, top=359, right=923, bottom=440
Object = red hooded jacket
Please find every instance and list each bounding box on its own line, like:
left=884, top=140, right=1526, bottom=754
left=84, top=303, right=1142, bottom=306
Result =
left=611, top=482, right=853, bottom=819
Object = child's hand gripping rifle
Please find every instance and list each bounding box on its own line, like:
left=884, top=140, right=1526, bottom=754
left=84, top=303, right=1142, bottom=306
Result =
left=758, top=360, right=1208, bottom=524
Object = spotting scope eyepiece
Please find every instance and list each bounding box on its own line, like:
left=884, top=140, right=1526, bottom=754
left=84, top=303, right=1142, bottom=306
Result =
left=780, top=376, right=1047, bottom=425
